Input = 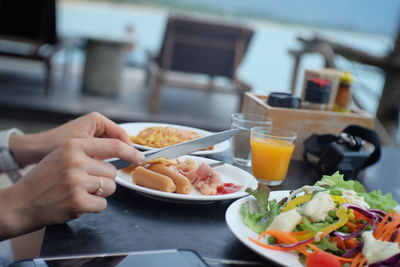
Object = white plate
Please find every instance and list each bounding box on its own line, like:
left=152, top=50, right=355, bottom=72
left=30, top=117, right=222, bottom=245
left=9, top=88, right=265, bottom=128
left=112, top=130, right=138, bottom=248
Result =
left=119, top=122, right=230, bottom=155
left=226, top=191, right=303, bottom=267
left=115, top=155, right=258, bottom=203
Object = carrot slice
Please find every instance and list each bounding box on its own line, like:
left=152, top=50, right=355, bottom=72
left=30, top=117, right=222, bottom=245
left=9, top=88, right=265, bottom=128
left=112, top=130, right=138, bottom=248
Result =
left=350, top=253, right=363, bottom=267
left=354, top=210, right=370, bottom=222
left=373, top=213, right=400, bottom=241
left=374, top=212, right=392, bottom=238
left=379, top=220, right=400, bottom=241
left=289, top=231, right=309, bottom=236
left=249, top=237, right=297, bottom=252
left=346, top=221, right=358, bottom=233
left=266, top=230, right=312, bottom=254
left=253, top=230, right=312, bottom=255
left=265, top=230, right=310, bottom=244
left=248, top=237, right=311, bottom=256
left=358, top=257, right=367, bottom=267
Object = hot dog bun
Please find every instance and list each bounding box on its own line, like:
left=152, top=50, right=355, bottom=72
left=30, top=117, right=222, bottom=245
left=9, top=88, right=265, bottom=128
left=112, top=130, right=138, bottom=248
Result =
left=147, top=163, right=192, bottom=194
left=131, top=166, right=176, bottom=193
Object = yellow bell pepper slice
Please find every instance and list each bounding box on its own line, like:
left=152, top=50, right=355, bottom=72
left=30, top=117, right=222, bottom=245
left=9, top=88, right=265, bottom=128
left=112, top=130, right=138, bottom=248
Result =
left=294, top=206, right=349, bottom=241
left=331, top=195, right=349, bottom=204
left=282, top=194, right=348, bottom=213
left=281, top=195, right=312, bottom=212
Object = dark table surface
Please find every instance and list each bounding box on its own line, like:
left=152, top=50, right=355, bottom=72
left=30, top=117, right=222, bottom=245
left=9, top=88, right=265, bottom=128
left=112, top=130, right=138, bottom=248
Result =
left=40, top=148, right=400, bottom=267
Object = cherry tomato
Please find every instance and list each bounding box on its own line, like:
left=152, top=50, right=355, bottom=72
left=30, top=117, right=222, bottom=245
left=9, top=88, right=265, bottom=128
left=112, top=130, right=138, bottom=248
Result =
left=306, top=251, right=341, bottom=267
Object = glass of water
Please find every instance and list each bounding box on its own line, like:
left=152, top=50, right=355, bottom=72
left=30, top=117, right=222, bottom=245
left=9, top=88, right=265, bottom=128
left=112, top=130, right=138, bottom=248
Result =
left=231, top=113, right=272, bottom=166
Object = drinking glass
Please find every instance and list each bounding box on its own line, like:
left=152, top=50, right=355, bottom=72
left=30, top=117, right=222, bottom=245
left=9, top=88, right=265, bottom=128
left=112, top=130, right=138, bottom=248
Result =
left=231, top=113, right=272, bottom=166
left=250, top=126, right=297, bottom=186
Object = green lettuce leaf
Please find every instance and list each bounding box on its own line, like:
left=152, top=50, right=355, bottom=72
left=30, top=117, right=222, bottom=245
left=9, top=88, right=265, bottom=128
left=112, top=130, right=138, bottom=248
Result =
left=314, top=171, right=397, bottom=212
left=314, top=237, right=342, bottom=254
left=245, top=183, right=270, bottom=212
left=314, top=171, right=366, bottom=193
left=240, top=183, right=281, bottom=234
left=240, top=202, right=266, bottom=233
left=359, top=190, right=397, bottom=212
left=263, top=200, right=280, bottom=232
left=301, top=216, right=332, bottom=233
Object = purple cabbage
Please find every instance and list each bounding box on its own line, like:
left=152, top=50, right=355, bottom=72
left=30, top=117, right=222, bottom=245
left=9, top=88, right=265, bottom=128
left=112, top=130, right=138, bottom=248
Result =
left=274, top=237, right=314, bottom=249
left=342, top=240, right=364, bottom=258
left=332, top=219, right=372, bottom=241
left=341, top=203, right=381, bottom=232
left=371, top=216, right=381, bottom=232
left=342, top=203, right=379, bottom=219
left=391, top=230, right=399, bottom=242
left=369, top=208, right=387, bottom=219
left=331, top=231, right=349, bottom=240
left=369, top=252, right=400, bottom=267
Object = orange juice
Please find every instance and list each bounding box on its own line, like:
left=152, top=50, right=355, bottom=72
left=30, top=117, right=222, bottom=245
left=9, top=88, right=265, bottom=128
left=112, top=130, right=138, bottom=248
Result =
left=251, top=137, right=295, bottom=182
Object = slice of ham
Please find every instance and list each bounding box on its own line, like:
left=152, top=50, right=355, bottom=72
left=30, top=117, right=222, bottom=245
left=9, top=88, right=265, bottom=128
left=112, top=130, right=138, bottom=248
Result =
left=177, top=159, right=224, bottom=195
left=189, top=163, right=224, bottom=195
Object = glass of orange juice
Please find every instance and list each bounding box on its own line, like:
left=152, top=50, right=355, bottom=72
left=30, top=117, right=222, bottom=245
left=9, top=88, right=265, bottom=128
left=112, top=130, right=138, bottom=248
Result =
left=250, top=126, right=297, bottom=186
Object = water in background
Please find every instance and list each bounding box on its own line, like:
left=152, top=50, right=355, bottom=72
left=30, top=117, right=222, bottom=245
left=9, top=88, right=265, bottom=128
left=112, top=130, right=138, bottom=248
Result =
left=58, top=1, right=394, bottom=114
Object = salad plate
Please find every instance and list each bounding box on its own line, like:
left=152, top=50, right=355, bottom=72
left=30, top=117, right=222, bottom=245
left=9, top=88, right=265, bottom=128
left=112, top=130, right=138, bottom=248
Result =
left=115, top=155, right=258, bottom=203
left=226, top=173, right=400, bottom=267
left=225, top=191, right=302, bottom=267
left=119, top=122, right=230, bottom=155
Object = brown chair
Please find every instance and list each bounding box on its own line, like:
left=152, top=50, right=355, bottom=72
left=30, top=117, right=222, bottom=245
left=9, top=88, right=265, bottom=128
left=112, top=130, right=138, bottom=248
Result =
left=145, top=15, right=254, bottom=113
left=0, top=0, right=58, bottom=95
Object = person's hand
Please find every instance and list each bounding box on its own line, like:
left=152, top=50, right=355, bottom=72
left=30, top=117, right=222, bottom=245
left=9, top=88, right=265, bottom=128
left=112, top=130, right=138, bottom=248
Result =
left=0, top=137, right=142, bottom=240
left=9, top=112, right=135, bottom=166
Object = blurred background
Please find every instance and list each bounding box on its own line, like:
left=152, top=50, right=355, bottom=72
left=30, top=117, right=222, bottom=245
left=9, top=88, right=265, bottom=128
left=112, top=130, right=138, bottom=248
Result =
left=0, top=0, right=399, bottom=144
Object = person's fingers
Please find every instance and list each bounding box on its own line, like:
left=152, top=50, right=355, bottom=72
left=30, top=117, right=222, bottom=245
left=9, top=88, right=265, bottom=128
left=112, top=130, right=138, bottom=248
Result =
left=89, top=112, right=131, bottom=145
left=83, top=158, right=117, bottom=179
left=77, top=193, right=108, bottom=213
left=68, top=138, right=144, bottom=165
left=85, top=175, right=116, bottom=197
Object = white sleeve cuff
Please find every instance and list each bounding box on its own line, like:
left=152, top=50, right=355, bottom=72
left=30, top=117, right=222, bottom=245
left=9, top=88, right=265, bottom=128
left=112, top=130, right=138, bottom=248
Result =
left=0, top=128, right=23, bottom=183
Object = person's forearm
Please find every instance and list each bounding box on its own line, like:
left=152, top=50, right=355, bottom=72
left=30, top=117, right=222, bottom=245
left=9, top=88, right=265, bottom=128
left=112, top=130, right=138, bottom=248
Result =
left=0, top=186, right=39, bottom=241
left=8, top=133, right=47, bottom=167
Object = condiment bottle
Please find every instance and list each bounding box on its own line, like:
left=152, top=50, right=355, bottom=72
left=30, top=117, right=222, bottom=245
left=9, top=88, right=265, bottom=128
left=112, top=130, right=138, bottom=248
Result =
left=334, top=72, right=354, bottom=113
left=302, top=78, right=331, bottom=111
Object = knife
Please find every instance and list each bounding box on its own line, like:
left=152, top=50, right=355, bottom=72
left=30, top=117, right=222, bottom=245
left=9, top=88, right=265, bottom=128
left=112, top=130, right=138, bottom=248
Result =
left=108, top=128, right=239, bottom=169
